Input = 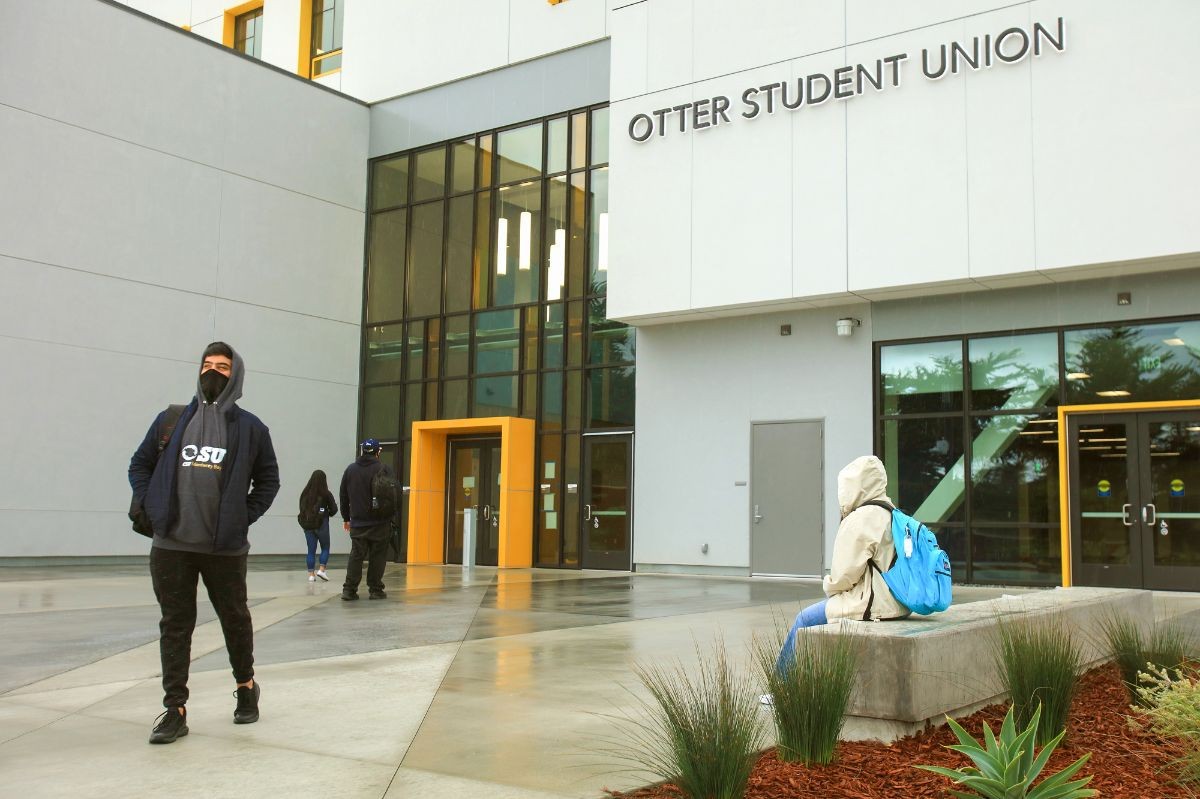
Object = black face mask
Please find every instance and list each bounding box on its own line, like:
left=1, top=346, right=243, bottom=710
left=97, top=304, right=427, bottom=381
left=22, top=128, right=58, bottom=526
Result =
left=199, top=369, right=229, bottom=403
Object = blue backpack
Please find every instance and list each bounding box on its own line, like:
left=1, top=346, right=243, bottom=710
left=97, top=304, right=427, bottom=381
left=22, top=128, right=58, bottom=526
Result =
left=865, top=501, right=952, bottom=615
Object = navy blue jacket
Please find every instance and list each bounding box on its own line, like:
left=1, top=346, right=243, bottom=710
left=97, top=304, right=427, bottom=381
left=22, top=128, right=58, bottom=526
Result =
left=129, top=400, right=280, bottom=553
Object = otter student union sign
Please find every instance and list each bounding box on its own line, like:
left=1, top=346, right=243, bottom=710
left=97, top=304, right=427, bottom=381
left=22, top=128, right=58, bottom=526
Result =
left=626, top=17, right=1067, bottom=142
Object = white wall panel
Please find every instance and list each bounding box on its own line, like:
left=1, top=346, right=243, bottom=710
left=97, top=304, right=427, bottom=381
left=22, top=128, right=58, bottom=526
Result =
left=340, top=0, right=509, bottom=103
left=509, top=0, right=607, bottom=65
left=609, top=1, right=648, bottom=100
left=791, top=49, right=850, bottom=298
left=0, top=255, right=216, bottom=364
left=212, top=299, right=360, bottom=388
left=117, top=0, right=191, bottom=27
left=215, top=174, right=365, bottom=325
left=260, top=0, right=303, bottom=74
left=964, top=5, right=1036, bottom=279
left=1031, top=0, right=1200, bottom=270
left=2, top=0, right=228, bottom=166
left=0, top=105, right=223, bottom=295
left=691, top=67, right=793, bottom=309
left=189, top=16, right=223, bottom=43
left=220, top=67, right=369, bottom=210
left=845, top=19, right=969, bottom=292
left=645, top=0, right=693, bottom=92
left=846, top=0, right=1016, bottom=43
left=606, top=90, right=694, bottom=320
left=692, top=0, right=842, bottom=85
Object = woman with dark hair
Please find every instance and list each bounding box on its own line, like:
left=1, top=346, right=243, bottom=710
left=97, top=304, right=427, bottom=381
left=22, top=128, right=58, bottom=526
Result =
left=298, top=470, right=338, bottom=582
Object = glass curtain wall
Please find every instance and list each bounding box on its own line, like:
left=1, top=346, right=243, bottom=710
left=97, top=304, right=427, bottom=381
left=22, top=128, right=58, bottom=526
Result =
left=360, top=105, right=633, bottom=568
left=876, top=317, right=1200, bottom=585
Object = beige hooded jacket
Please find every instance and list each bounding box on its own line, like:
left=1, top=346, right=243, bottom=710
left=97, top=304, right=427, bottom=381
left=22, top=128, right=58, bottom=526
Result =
left=822, top=455, right=910, bottom=621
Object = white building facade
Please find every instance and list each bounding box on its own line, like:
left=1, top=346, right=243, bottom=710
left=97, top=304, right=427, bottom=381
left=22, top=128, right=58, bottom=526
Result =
left=4, top=0, right=1198, bottom=591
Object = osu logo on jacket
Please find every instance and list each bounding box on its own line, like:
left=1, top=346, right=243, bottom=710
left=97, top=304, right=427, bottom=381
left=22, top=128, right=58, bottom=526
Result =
left=181, top=445, right=227, bottom=464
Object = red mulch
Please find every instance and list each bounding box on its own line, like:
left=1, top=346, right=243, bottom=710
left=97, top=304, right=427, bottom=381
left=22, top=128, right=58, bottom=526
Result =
left=607, top=664, right=1192, bottom=798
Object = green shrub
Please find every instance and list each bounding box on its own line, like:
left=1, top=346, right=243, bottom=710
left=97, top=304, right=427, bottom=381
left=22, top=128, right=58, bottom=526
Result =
left=1135, top=665, right=1200, bottom=786
left=1098, top=613, right=1191, bottom=705
left=607, top=639, right=764, bottom=799
left=753, top=622, right=860, bottom=765
left=993, top=614, right=1082, bottom=746
left=917, top=703, right=1097, bottom=799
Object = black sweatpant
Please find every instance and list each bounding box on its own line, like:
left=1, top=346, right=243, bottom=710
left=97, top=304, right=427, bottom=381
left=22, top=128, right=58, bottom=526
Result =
left=150, top=547, right=254, bottom=708
left=343, top=524, right=389, bottom=594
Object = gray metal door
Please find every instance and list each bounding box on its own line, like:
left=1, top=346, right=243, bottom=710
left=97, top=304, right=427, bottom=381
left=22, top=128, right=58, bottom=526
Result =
left=750, top=421, right=824, bottom=577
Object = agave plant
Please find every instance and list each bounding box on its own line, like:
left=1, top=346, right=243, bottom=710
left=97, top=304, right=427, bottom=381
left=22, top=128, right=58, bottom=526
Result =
left=917, top=704, right=1097, bottom=799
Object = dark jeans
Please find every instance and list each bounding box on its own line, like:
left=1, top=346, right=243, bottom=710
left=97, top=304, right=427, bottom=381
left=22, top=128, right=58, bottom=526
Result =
left=344, top=523, right=389, bottom=594
left=150, top=547, right=254, bottom=708
left=305, top=522, right=331, bottom=571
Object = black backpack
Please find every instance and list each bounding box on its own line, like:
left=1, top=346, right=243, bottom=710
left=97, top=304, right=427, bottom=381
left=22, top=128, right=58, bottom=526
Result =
left=370, top=467, right=400, bottom=521
left=129, top=404, right=187, bottom=537
left=297, top=497, right=325, bottom=531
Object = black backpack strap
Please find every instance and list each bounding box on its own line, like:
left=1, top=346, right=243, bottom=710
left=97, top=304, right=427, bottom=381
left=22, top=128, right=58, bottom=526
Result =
left=859, top=500, right=896, bottom=620
left=156, top=404, right=186, bottom=454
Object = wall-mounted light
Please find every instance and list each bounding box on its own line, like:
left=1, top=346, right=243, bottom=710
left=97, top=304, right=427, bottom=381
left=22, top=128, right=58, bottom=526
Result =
left=496, top=217, right=508, bottom=275
left=597, top=212, right=609, bottom=271
left=835, top=317, right=861, bottom=337
left=518, top=211, right=532, bottom=270
left=547, top=228, right=566, bottom=301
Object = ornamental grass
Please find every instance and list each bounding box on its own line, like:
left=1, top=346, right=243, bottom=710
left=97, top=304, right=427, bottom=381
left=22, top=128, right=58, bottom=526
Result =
left=993, top=613, right=1082, bottom=747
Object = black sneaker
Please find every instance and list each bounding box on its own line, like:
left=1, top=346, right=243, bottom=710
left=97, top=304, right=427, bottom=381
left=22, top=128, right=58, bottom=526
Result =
left=341, top=591, right=359, bottom=601
left=233, top=681, right=260, bottom=724
left=368, top=590, right=387, bottom=600
left=149, top=708, right=188, bottom=744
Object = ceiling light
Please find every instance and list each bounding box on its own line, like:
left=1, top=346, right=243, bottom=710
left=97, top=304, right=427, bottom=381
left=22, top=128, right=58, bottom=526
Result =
left=1018, top=430, right=1055, bottom=436
left=1027, top=419, right=1058, bottom=425
left=496, top=217, right=508, bottom=275
left=1079, top=446, right=1111, bottom=451
left=597, top=212, right=609, bottom=272
left=1187, top=426, right=1200, bottom=432
left=518, top=211, right=532, bottom=270
left=1087, top=437, right=1126, bottom=443
left=1096, top=390, right=1131, bottom=397
left=1164, top=338, right=1185, bottom=346
left=1066, top=372, right=1091, bottom=380
left=1151, top=452, right=1181, bottom=457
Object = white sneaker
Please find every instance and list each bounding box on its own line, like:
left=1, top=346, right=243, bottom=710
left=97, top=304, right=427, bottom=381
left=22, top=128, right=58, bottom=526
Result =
left=316, top=571, right=329, bottom=582
left=308, top=574, right=316, bottom=582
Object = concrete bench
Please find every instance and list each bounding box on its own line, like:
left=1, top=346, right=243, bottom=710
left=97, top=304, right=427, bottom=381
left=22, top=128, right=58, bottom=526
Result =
left=813, top=586, right=1153, bottom=742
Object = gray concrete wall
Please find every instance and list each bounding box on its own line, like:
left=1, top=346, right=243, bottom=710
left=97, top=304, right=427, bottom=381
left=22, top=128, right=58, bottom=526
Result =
left=368, top=40, right=610, bottom=158
left=873, top=261, right=1200, bottom=342
left=633, top=303, right=874, bottom=573
left=0, top=0, right=370, bottom=556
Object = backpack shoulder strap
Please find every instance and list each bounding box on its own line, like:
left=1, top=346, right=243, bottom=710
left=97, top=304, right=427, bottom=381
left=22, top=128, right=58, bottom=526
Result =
left=156, top=404, right=187, bottom=454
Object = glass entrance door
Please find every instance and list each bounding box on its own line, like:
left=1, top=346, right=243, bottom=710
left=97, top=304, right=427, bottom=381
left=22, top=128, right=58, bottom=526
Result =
left=581, top=434, right=632, bottom=570
left=446, top=437, right=501, bottom=567
left=1069, top=410, right=1200, bottom=589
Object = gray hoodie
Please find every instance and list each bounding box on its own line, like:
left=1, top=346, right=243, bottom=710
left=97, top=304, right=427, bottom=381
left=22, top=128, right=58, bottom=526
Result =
left=157, top=349, right=247, bottom=554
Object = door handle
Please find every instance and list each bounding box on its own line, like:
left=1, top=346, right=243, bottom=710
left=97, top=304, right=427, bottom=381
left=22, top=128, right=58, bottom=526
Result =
left=753, top=504, right=763, bottom=524
left=482, top=505, right=491, bottom=521
left=1121, top=504, right=1132, bottom=526
left=584, top=504, right=592, bottom=521
left=1143, top=504, right=1156, bottom=524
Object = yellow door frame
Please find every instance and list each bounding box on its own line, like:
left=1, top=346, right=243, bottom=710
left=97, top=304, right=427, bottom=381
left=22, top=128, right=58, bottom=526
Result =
left=407, top=417, right=536, bottom=568
left=1056, top=399, right=1200, bottom=586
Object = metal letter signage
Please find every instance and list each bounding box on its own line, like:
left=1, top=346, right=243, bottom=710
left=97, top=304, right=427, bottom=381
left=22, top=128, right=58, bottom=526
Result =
left=627, top=17, right=1066, bottom=142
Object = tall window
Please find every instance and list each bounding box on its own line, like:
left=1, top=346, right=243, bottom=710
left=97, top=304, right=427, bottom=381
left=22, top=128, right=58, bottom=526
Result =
left=232, top=5, right=263, bottom=59
left=311, top=0, right=343, bottom=77
left=875, top=316, right=1200, bottom=585
left=361, top=105, right=629, bottom=568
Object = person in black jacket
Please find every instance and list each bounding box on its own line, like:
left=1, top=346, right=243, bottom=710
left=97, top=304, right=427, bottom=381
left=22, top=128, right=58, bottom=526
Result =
left=298, top=469, right=337, bottom=582
left=128, top=342, right=280, bottom=744
left=339, top=438, right=392, bottom=601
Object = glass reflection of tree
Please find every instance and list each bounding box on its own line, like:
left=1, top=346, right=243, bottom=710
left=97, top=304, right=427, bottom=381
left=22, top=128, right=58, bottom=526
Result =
left=1067, top=326, right=1200, bottom=403
left=885, top=349, right=1056, bottom=525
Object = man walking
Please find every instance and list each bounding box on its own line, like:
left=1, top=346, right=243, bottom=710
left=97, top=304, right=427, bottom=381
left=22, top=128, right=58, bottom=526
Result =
left=129, top=342, right=279, bottom=744
left=339, top=438, right=392, bottom=601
